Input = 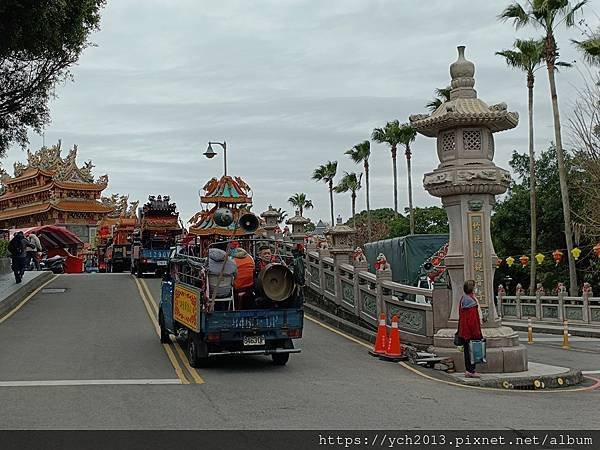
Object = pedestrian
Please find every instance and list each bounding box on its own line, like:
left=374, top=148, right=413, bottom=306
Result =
left=7, top=232, right=28, bottom=284
left=26, top=233, right=42, bottom=271
left=457, top=279, right=483, bottom=378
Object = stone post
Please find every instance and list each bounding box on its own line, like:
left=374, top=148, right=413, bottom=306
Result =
left=376, top=268, right=393, bottom=319
left=410, top=46, right=527, bottom=372
left=325, top=217, right=355, bottom=306
left=286, top=210, right=310, bottom=246
left=260, top=205, right=279, bottom=239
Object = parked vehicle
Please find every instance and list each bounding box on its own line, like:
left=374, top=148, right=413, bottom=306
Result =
left=40, top=255, right=66, bottom=274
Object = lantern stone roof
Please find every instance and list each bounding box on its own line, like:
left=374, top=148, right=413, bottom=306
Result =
left=286, top=211, right=310, bottom=225
left=261, top=205, right=280, bottom=219
left=409, top=46, right=518, bottom=137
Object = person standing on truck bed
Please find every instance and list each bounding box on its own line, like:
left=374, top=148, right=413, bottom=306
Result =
left=230, top=241, right=255, bottom=309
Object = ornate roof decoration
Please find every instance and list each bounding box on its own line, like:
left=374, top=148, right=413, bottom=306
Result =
left=101, top=194, right=138, bottom=218
left=188, top=205, right=253, bottom=236
left=409, top=46, right=519, bottom=137
left=142, top=195, right=177, bottom=217
left=12, top=141, right=108, bottom=184
left=200, top=175, right=252, bottom=204
left=0, top=200, right=113, bottom=221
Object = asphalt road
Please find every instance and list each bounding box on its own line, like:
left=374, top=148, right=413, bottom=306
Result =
left=0, top=273, right=599, bottom=429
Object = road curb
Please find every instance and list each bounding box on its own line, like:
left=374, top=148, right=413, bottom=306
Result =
left=0, top=272, right=53, bottom=319
left=304, top=302, right=376, bottom=344
left=465, top=368, right=585, bottom=390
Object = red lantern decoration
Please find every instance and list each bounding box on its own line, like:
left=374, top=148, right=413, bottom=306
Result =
left=593, top=243, right=600, bottom=258
left=431, top=256, right=441, bottom=266
left=552, top=249, right=563, bottom=265
left=519, top=255, right=529, bottom=267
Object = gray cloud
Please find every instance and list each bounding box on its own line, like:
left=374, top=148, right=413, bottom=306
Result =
left=3, top=0, right=598, bottom=226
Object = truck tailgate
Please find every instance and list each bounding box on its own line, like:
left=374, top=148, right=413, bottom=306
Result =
left=202, top=309, right=303, bottom=333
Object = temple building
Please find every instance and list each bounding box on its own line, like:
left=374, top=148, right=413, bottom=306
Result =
left=0, top=142, right=114, bottom=244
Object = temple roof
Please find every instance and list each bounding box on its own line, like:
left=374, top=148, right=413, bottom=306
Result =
left=409, top=46, right=518, bottom=137
left=0, top=200, right=113, bottom=221
left=200, top=176, right=252, bottom=204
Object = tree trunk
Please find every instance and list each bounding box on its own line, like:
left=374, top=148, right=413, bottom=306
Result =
left=527, top=78, right=537, bottom=296
left=392, top=145, right=398, bottom=217
left=328, top=180, right=335, bottom=227
left=546, top=49, right=578, bottom=295
left=351, top=192, right=357, bottom=246
left=365, top=161, right=371, bottom=241
left=299, top=205, right=303, bottom=217
left=406, top=144, right=414, bottom=235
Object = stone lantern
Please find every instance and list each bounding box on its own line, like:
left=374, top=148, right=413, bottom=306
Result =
left=409, top=46, right=526, bottom=372
left=286, top=210, right=310, bottom=245
left=324, top=216, right=355, bottom=265
left=260, top=205, right=280, bottom=239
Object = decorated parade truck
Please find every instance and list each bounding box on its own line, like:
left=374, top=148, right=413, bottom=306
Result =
left=131, top=195, right=181, bottom=278
left=105, top=216, right=136, bottom=272
left=158, top=210, right=305, bottom=367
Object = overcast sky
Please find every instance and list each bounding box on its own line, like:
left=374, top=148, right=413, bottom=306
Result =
left=2, top=0, right=599, bottom=226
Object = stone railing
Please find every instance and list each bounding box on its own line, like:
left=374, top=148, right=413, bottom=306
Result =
left=498, top=290, right=600, bottom=325
left=281, top=241, right=435, bottom=345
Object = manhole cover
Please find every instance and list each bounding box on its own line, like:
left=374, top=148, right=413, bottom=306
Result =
left=42, top=288, right=66, bottom=294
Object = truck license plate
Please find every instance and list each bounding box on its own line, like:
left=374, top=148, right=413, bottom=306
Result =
left=243, top=335, right=265, bottom=346
left=157, top=261, right=167, bottom=266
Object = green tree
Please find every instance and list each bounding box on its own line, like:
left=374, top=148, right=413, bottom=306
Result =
left=287, top=193, right=313, bottom=217
left=372, top=120, right=402, bottom=217
left=388, top=206, right=449, bottom=238
left=496, top=38, right=545, bottom=294
left=345, top=141, right=372, bottom=241
left=572, top=28, right=600, bottom=65
left=0, top=0, right=107, bottom=156
left=312, top=161, right=338, bottom=227
left=334, top=172, right=362, bottom=229
left=500, top=0, right=587, bottom=296
left=425, top=86, right=451, bottom=112
left=398, top=123, right=418, bottom=235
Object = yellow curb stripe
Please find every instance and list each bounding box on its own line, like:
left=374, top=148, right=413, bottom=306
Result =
left=140, top=278, right=205, bottom=385
left=134, top=277, right=189, bottom=385
left=305, top=313, right=596, bottom=394
left=0, top=275, right=59, bottom=324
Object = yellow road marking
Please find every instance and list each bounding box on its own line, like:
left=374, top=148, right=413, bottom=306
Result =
left=305, top=313, right=597, bottom=394
left=140, top=278, right=205, bottom=385
left=133, top=277, right=190, bottom=385
left=0, top=275, right=59, bottom=324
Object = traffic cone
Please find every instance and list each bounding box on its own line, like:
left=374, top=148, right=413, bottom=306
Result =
left=380, top=315, right=406, bottom=362
left=369, top=313, right=388, bottom=357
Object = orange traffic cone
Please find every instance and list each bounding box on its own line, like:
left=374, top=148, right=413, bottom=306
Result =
left=369, top=313, right=388, bottom=357
left=380, top=315, right=406, bottom=362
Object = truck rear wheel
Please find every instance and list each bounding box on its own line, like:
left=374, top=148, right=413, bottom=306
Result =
left=188, top=333, right=209, bottom=368
left=272, top=339, right=293, bottom=366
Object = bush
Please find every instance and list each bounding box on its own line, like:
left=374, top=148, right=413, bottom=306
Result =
left=0, top=239, right=8, bottom=258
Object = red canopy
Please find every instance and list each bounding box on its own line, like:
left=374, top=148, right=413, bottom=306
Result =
left=23, top=225, right=83, bottom=249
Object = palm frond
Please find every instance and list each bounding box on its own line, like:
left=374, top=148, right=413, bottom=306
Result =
left=499, top=2, right=530, bottom=29
left=426, top=98, right=442, bottom=112
left=572, top=33, right=600, bottom=65
left=564, top=0, right=587, bottom=27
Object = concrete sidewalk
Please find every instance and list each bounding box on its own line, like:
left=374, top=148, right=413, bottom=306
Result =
left=0, top=271, right=53, bottom=318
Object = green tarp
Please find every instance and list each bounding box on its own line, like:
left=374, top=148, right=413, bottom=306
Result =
left=364, top=234, right=448, bottom=286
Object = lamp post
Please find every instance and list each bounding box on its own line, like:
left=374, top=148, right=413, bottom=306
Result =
left=204, top=141, right=227, bottom=176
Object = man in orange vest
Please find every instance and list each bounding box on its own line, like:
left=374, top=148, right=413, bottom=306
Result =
left=231, top=241, right=255, bottom=309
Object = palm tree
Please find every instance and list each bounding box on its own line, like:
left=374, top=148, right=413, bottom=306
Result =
left=398, top=123, right=418, bottom=235
left=572, top=29, right=600, bottom=65
left=312, top=161, right=338, bottom=227
left=288, top=193, right=314, bottom=217
left=425, top=86, right=451, bottom=112
left=372, top=120, right=402, bottom=217
left=500, top=0, right=587, bottom=296
left=496, top=38, right=545, bottom=295
left=346, top=141, right=371, bottom=240
left=334, top=172, right=362, bottom=229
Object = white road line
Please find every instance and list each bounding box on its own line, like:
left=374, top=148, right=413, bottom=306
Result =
left=0, top=379, right=182, bottom=387
left=582, top=370, right=600, bottom=375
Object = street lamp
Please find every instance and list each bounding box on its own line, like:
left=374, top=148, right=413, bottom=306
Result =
left=204, top=141, right=227, bottom=176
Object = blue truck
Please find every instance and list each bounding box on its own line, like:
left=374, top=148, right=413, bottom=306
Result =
left=158, top=247, right=304, bottom=367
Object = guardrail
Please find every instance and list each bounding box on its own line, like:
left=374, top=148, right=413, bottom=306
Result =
left=289, top=241, right=435, bottom=345
left=498, top=290, right=600, bottom=326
